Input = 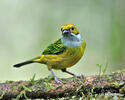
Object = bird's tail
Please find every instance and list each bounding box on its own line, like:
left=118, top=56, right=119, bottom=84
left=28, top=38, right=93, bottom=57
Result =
left=13, top=56, right=40, bottom=68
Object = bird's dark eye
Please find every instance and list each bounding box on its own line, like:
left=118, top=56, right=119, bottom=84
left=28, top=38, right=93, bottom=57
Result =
left=72, top=27, right=74, bottom=30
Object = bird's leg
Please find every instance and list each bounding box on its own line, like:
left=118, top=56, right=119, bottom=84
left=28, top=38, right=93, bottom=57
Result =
left=49, top=69, right=62, bottom=83
left=61, top=68, right=77, bottom=78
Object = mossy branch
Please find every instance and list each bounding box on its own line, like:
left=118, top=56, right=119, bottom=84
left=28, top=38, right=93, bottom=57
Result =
left=0, top=69, right=125, bottom=99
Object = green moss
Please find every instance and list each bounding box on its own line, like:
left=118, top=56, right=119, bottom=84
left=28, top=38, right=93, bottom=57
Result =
left=45, top=82, right=54, bottom=90
left=5, top=80, right=13, bottom=84
left=11, top=86, right=18, bottom=91
left=112, top=69, right=125, bottom=74
left=105, top=75, right=112, bottom=82
left=44, top=75, right=55, bottom=90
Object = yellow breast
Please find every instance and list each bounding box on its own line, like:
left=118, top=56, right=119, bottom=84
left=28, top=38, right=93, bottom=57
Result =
left=40, top=40, right=86, bottom=70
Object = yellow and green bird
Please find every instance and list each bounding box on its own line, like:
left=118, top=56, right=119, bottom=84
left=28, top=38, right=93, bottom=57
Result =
left=14, top=24, right=86, bottom=83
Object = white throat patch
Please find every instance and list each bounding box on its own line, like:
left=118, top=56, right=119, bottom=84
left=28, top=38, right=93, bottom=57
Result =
left=61, top=33, right=83, bottom=48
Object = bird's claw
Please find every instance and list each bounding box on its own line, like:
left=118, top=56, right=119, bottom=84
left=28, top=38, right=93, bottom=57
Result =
left=79, top=74, right=85, bottom=79
left=73, top=74, right=78, bottom=78
left=73, top=74, right=85, bottom=79
left=54, top=77, right=62, bottom=84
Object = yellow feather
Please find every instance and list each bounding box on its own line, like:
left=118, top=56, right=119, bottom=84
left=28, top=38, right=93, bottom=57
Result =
left=37, top=40, right=86, bottom=70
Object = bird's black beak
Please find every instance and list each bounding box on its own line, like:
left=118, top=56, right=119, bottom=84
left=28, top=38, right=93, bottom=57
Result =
left=62, top=29, right=70, bottom=35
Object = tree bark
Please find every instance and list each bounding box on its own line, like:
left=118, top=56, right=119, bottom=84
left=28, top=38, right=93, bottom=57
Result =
left=0, top=69, right=125, bottom=99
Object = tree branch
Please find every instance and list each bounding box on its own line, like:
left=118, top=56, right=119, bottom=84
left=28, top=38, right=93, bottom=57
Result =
left=0, top=69, right=125, bottom=99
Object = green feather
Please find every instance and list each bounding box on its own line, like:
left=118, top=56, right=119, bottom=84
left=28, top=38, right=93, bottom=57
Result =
left=42, top=39, right=67, bottom=55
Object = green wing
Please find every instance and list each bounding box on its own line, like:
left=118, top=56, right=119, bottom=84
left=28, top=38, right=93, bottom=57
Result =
left=42, top=39, right=67, bottom=55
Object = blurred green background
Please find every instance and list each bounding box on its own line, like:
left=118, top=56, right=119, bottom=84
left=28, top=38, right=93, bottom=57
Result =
left=0, top=0, right=125, bottom=82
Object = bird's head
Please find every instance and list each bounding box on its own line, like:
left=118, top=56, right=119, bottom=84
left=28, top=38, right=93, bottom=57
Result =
left=61, top=24, right=79, bottom=36
left=61, top=24, right=83, bottom=48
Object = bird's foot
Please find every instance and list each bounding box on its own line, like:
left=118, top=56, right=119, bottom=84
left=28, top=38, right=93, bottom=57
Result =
left=72, top=74, right=78, bottom=78
left=79, top=74, right=85, bottom=79
left=73, top=74, right=85, bottom=79
left=54, top=76, right=62, bottom=84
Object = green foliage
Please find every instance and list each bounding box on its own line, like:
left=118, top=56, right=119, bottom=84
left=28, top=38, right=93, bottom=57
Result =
left=23, top=91, right=29, bottom=99
left=37, top=78, right=43, bottom=84
left=96, top=61, right=108, bottom=76
left=15, top=85, right=31, bottom=99
left=106, top=75, right=112, bottom=82
left=113, top=69, right=125, bottom=74
left=44, top=75, right=55, bottom=90
left=0, top=91, right=6, bottom=99
left=96, top=64, right=102, bottom=76
left=102, top=61, right=108, bottom=75
left=15, top=91, right=24, bottom=100
left=45, top=82, right=54, bottom=90
left=22, top=85, right=32, bottom=92
left=15, top=90, right=29, bottom=100
left=45, top=75, right=54, bottom=83
left=29, top=74, right=36, bottom=85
